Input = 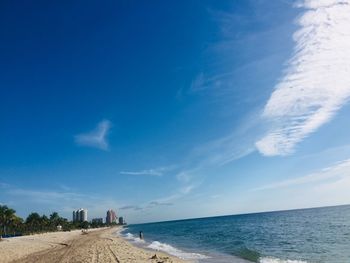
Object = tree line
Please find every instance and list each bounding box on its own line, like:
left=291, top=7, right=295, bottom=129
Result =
left=0, top=204, right=109, bottom=238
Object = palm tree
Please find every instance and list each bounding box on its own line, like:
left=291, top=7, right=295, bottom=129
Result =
left=25, top=212, right=42, bottom=233
left=49, top=212, right=59, bottom=226
left=10, top=216, right=23, bottom=235
left=0, top=205, right=17, bottom=237
left=41, top=215, right=50, bottom=231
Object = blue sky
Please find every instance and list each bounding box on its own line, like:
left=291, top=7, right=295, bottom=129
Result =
left=1, top=0, right=350, bottom=223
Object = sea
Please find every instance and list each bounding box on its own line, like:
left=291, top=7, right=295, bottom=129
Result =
left=120, top=205, right=350, bottom=263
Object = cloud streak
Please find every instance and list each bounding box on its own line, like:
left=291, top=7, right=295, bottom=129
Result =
left=119, top=205, right=143, bottom=211
left=120, top=166, right=175, bottom=177
left=75, top=120, right=111, bottom=151
left=118, top=181, right=196, bottom=214
left=256, top=0, right=350, bottom=156
left=147, top=201, right=173, bottom=208
left=253, top=158, right=350, bottom=191
left=119, top=201, right=173, bottom=212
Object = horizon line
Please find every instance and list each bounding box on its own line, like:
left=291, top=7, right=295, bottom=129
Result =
left=129, top=203, right=350, bottom=225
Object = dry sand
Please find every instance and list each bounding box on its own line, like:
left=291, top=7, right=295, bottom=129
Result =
left=0, top=227, right=186, bottom=263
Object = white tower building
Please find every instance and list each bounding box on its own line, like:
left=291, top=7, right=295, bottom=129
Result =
left=73, top=208, right=88, bottom=222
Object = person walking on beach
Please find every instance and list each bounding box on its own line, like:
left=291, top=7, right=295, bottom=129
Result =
left=139, top=231, right=144, bottom=240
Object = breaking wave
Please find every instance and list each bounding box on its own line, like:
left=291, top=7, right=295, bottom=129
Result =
left=147, top=240, right=209, bottom=260
left=123, top=232, right=145, bottom=243
left=259, top=257, right=308, bottom=263
left=122, top=232, right=208, bottom=260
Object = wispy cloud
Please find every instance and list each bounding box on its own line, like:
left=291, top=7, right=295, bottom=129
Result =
left=161, top=184, right=195, bottom=202
left=176, top=171, right=192, bottom=183
left=180, top=185, right=195, bottom=194
left=188, top=111, right=259, bottom=166
left=119, top=181, right=195, bottom=214
left=253, top=158, right=350, bottom=191
left=119, top=201, right=173, bottom=212
left=190, top=72, right=231, bottom=93
left=75, top=120, right=112, bottom=151
left=147, top=201, right=173, bottom=207
left=120, top=166, right=175, bottom=177
left=119, top=205, right=143, bottom=211
left=256, top=0, right=350, bottom=156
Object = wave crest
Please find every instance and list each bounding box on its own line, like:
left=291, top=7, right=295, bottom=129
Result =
left=147, top=241, right=209, bottom=260
left=123, top=232, right=145, bottom=243
left=260, top=257, right=308, bottom=263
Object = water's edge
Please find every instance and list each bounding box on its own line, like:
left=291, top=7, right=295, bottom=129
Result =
left=118, top=227, right=252, bottom=263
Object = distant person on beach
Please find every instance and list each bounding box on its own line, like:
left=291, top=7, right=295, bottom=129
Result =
left=139, top=231, right=144, bottom=240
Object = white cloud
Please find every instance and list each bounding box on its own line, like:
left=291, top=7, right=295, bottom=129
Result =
left=180, top=185, right=195, bottom=194
left=118, top=196, right=177, bottom=214
left=256, top=0, right=350, bottom=156
left=75, top=120, right=111, bottom=150
left=253, top=158, right=350, bottom=191
left=176, top=171, right=192, bottom=183
left=147, top=201, right=173, bottom=207
left=119, top=205, right=143, bottom=211
left=189, top=111, right=259, bottom=166
left=248, top=157, right=350, bottom=211
left=120, top=170, right=163, bottom=176
left=120, top=166, right=175, bottom=177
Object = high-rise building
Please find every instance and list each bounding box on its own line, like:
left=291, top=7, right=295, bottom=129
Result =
left=106, top=209, right=117, bottom=224
left=72, top=208, right=88, bottom=222
left=118, top=217, right=125, bottom=225
left=80, top=209, right=88, bottom=222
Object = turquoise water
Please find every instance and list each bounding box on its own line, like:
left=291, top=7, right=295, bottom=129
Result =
left=122, top=205, right=350, bottom=262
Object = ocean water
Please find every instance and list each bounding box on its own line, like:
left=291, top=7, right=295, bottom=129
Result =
left=121, top=205, right=350, bottom=263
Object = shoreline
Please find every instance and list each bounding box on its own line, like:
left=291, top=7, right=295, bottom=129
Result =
left=119, top=228, right=209, bottom=262
left=0, top=227, right=187, bottom=263
left=118, top=228, right=254, bottom=263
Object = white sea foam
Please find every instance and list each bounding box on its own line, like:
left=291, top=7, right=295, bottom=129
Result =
left=122, top=232, right=208, bottom=260
left=147, top=241, right=209, bottom=260
left=123, top=232, right=145, bottom=243
left=260, top=257, right=307, bottom=263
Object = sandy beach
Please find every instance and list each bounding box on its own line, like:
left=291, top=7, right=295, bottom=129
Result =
left=0, top=227, right=186, bottom=263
